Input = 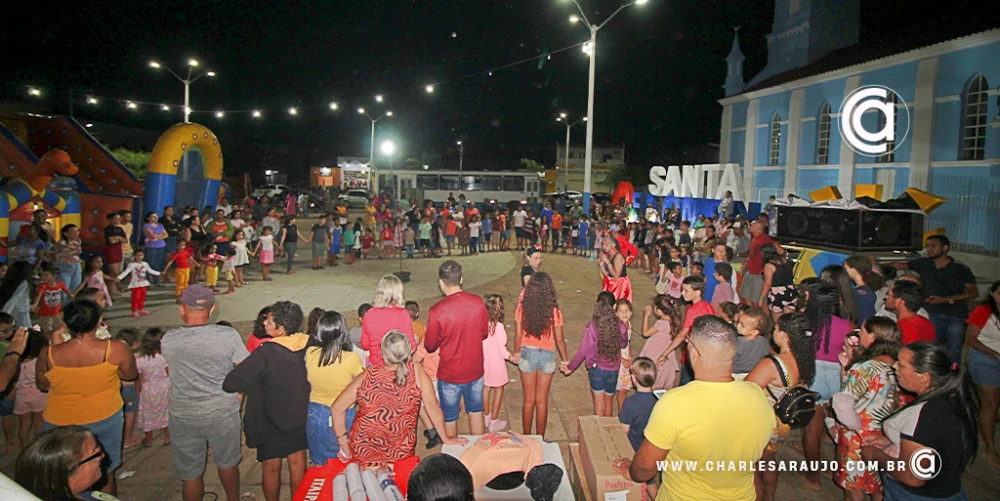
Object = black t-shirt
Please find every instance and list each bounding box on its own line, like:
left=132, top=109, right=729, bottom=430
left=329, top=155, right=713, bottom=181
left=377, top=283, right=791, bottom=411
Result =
left=885, top=395, right=972, bottom=498
left=104, top=225, right=126, bottom=246
left=281, top=224, right=298, bottom=243
left=908, top=257, right=975, bottom=317
left=310, top=224, right=326, bottom=243
left=521, top=265, right=535, bottom=287
left=161, top=214, right=180, bottom=237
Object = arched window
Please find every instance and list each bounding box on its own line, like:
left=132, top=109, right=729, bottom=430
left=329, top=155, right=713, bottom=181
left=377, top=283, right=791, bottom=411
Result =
left=962, top=75, right=989, bottom=160
left=816, top=102, right=831, bottom=164
left=877, top=94, right=897, bottom=163
left=769, top=112, right=782, bottom=166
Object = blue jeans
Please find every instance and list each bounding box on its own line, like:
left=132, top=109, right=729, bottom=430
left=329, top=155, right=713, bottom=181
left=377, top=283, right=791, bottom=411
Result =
left=930, top=313, right=966, bottom=363
left=306, top=403, right=354, bottom=465
left=438, top=377, right=485, bottom=423
left=56, top=262, right=82, bottom=301
left=881, top=472, right=967, bottom=500
left=405, top=244, right=414, bottom=258
left=45, top=410, right=124, bottom=471
left=470, top=236, right=479, bottom=253
left=144, top=247, right=165, bottom=285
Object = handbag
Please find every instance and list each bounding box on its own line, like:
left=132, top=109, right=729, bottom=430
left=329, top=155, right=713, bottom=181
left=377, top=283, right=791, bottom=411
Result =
left=765, top=355, right=820, bottom=428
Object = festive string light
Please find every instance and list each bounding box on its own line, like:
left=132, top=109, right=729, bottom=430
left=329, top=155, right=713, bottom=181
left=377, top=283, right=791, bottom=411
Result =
left=252, top=110, right=262, bottom=118
left=426, top=85, right=434, bottom=93
left=161, top=104, right=170, bottom=111
left=86, top=96, right=98, bottom=105
left=28, top=88, right=41, bottom=96
left=126, top=101, right=137, bottom=109
left=375, top=95, right=384, bottom=103
left=215, top=111, right=224, bottom=118
left=288, top=107, right=298, bottom=115
left=329, top=102, right=339, bottom=110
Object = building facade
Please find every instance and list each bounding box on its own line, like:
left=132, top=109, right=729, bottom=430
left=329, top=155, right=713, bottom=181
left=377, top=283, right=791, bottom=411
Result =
left=548, top=145, right=624, bottom=193
left=720, top=0, right=999, bottom=255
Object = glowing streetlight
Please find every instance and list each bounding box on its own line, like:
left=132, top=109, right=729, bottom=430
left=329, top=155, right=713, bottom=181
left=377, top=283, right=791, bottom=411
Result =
left=569, top=15, right=580, bottom=23
left=252, top=110, right=262, bottom=118
left=84, top=123, right=93, bottom=128
left=161, top=104, right=170, bottom=111
left=28, top=88, right=41, bottom=96
left=457, top=141, right=465, bottom=171
left=126, top=101, right=138, bottom=110
left=149, top=58, right=216, bottom=122
left=557, top=114, right=586, bottom=193
left=357, top=108, right=365, bottom=114
left=425, top=85, right=434, bottom=93
left=386, top=111, right=394, bottom=117
left=375, top=95, right=384, bottom=103
left=215, top=111, right=224, bottom=118
left=288, top=107, right=298, bottom=115
left=563, top=0, right=647, bottom=214
left=380, top=140, right=396, bottom=156
left=359, top=110, right=393, bottom=166
left=329, top=102, right=339, bottom=110
left=87, top=96, right=98, bottom=105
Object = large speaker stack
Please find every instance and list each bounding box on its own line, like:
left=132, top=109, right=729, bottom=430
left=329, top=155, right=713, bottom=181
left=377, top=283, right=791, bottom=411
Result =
left=772, top=205, right=924, bottom=251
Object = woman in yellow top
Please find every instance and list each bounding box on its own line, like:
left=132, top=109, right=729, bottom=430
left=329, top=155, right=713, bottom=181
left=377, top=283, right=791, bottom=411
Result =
left=305, top=310, right=364, bottom=464
left=364, top=200, right=378, bottom=233
left=35, top=299, right=138, bottom=497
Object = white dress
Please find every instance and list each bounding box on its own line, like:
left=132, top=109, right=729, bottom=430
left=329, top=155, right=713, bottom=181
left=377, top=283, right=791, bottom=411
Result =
left=232, top=240, right=250, bottom=267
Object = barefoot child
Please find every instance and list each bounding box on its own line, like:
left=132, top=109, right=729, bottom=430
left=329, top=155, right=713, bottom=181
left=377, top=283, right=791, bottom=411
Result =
left=614, top=299, right=634, bottom=414
left=202, top=243, right=224, bottom=292
left=617, top=356, right=660, bottom=501
left=32, top=269, right=72, bottom=336
left=251, top=226, right=276, bottom=280
left=562, top=291, right=629, bottom=417
left=162, top=240, right=196, bottom=298
left=222, top=248, right=237, bottom=294
left=639, top=294, right=682, bottom=390
left=117, top=250, right=160, bottom=317
left=116, top=328, right=142, bottom=448
left=13, top=330, right=47, bottom=451
left=482, top=294, right=516, bottom=432
left=135, top=327, right=170, bottom=447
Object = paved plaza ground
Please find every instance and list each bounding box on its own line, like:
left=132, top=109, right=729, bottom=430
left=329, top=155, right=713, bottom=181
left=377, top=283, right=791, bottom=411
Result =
left=1, top=223, right=998, bottom=499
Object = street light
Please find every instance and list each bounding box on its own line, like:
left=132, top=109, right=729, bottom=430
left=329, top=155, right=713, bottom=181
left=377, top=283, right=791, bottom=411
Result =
left=288, top=107, right=298, bottom=115
left=28, top=88, right=41, bottom=97
left=215, top=111, right=224, bottom=119
left=126, top=101, right=138, bottom=110
left=329, top=102, right=339, bottom=110
left=563, top=0, right=647, bottom=214
left=557, top=114, right=586, bottom=193
left=252, top=110, right=262, bottom=118
left=457, top=141, right=464, bottom=171
left=86, top=96, right=98, bottom=105
left=426, top=85, right=434, bottom=93
left=359, top=110, right=393, bottom=166
left=375, top=94, right=384, bottom=103
left=148, top=58, right=216, bottom=122
left=380, top=140, right=397, bottom=169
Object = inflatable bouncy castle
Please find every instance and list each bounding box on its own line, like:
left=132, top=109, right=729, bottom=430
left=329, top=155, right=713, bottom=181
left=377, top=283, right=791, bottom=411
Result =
left=0, top=150, right=81, bottom=262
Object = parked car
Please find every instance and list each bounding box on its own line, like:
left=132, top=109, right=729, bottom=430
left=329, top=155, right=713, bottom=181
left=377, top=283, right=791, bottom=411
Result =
left=253, top=184, right=290, bottom=199
left=338, top=189, right=371, bottom=208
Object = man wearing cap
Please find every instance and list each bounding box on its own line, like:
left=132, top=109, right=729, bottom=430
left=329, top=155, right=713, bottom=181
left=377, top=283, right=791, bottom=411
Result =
left=161, top=286, right=249, bottom=501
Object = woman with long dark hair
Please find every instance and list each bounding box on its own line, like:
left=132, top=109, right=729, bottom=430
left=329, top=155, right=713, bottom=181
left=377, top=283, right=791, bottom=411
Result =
left=521, top=245, right=543, bottom=287
left=514, top=272, right=568, bottom=438
left=758, top=243, right=797, bottom=320
left=600, top=234, right=632, bottom=303
left=844, top=256, right=882, bottom=325
left=800, top=282, right=853, bottom=490
left=822, top=264, right=860, bottom=326
left=304, top=310, right=363, bottom=465
left=562, top=291, right=629, bottom=416
left=0, top=261, right=34, bottom=328
left=15, top=425, right=118, bottom=500
left=862, top=342, right=978, bottom=500
left=747, top=312, right=816, bottom=501
left=964, top=279, right=1000, bottom=469
left=830, top=316, right=904, bottom=500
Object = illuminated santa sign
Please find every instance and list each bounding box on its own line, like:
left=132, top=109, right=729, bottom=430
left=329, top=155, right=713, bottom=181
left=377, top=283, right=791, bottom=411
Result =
left=648, top=163, right=744, bottom=201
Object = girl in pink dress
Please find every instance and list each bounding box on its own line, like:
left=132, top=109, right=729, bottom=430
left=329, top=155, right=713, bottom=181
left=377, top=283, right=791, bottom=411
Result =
left=135, top=328, right=171, bottom=446
left=482, top=294, right=515, bottom=433
left=639, top=294, right=684, bottom=390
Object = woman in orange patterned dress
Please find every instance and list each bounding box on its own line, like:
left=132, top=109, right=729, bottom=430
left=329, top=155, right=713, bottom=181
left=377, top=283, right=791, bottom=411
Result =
left=332, top=330, right=466, bottom=469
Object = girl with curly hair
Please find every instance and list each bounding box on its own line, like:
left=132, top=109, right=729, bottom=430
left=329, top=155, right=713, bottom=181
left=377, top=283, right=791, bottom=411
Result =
left=513, top=272, right=568, bottom=438
left=562, top=291, right=629, bottom=416
left=640, top=294, right=685, bottom=391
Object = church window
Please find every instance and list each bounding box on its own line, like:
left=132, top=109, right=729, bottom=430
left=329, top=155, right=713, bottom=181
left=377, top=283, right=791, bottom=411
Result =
left=769, top=112, right=782, bottom=166
left=962, top=75, right=988, bottom=161
left=817, top=102, right=831, bottom=164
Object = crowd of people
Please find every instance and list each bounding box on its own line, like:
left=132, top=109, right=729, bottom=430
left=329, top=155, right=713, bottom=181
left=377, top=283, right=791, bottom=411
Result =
left=0, top=190, right=997, bottom=501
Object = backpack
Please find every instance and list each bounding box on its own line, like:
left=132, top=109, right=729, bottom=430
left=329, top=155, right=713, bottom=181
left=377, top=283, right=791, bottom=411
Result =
left=766, top=355, right=820, bottom=428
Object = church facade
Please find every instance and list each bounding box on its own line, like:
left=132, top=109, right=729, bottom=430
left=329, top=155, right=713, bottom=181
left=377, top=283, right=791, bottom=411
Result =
left=718, top=0, right=999, bottom=254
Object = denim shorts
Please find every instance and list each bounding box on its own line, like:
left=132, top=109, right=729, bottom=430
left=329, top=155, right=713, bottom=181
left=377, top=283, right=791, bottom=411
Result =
left=518, top=346, right=557, bottom=374
left=438, top=377, right=485, bottom=423
left=811, top=360, right=842, bottom=403
left=306, top=402, right=355, bottom=465
left=121, top=384, right=139, bottom=413
left=0, top=397, right=14, bottom=416
left=588, top=367, right=619, bottom=395
left=968, top=349, right=1000, bottom=387
left=45, top=410, right=124, bottom=471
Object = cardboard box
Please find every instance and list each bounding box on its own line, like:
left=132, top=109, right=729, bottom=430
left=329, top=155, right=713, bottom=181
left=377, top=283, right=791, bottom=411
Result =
left=568, top=443, right=592, bottom=501
left=577, top=416, right=641, bottom=501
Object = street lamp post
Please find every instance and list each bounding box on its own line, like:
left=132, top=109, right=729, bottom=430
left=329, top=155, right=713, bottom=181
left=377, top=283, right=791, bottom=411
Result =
left=457, top=141, right=464, bottom=171
left=359, top=108, right=393, bottom=167
left=149, top=59, right=216, bottom=123
left=557, top=114, right=586, bottom=193
left=565, top=0, right=647, bottom=214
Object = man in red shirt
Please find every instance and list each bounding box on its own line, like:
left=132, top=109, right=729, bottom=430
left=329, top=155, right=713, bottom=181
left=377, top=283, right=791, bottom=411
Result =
left=424, top=260, right=490, bottom=439
left=739, top=220, right=783, bottom=306
left=661, top=275, right=717, bottom=385
left=886, top=280, right=936, bottom=344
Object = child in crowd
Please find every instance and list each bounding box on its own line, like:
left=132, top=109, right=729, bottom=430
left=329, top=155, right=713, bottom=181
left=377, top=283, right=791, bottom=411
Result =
left=360, top=229, right=375, bottom=259
left=563, top=291, right=628, bottom=417
left=482, top=294, right=514, bottom=432
left=482, top=214, right=492, bottom=252
left=163, top=240, right=196, bottom=298
left=618, top=356, right=659, bottom=500
left=419, top=217, right=433, bottom=258
left=32, top=268, right=72, bottom=335
left=202, top=243, right=224, bottom=292
left=13, top=330, right=47, bottom=451
left=78, top=255, right=115, bottom=307
left=406, top=301, right=425, bottom=343
left=587, top=220, right=597, bottom=257
left=117, top=249, right=160, bottom=317
left=349, top=303, right=371, bottom=366
left=403, top=225, right=416, bottom=259
left=711, top=262, right=736, bottom=311
left=329, top=221, right=343, bottom=266
left=251, top=226, right=276, bottom=281
left=222, top=248, right=237, bottom=294
left=614, top=299, right=634, bottom=414
left=311, top=215, right=330, bottom=270
left=661, top=261, right=685, bottom=299
left=306, top=308, right=325, bottom=337
left=231, top=231, right=250, bottom=286
left=570, top=219, right=580, bottom=255
left=689, top=260, right=704, bottom=278
left=247, top=306, right=272, bottom=353
left=343, top=222, right=357, bottom=265
left=718, top=301, right=740, bottom=324
left=640, top=294, right=683, bottom=390
left=380, top=221, right=395, bottom=259
left=0, top=313, right=16, bottom=452
left=117, top=328, right=142, bottom=448
left=732, top=306, right=773, bottom=380
left=136, top=327, right=171, bottom=446
left=352, top=222, right=363, bottom=261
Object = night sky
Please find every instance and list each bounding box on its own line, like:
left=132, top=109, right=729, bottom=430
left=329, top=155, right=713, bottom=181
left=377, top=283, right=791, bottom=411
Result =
left=1, top=0, right=995, bottom=180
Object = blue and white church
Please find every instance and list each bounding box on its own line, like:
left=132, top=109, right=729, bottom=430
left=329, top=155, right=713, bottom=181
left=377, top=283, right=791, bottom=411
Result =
left=719, top=0, right=999, bottom=256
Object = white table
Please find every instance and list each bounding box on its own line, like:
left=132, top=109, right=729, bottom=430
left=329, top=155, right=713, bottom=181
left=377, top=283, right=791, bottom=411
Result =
left=442, top=435, right=575, bottom=501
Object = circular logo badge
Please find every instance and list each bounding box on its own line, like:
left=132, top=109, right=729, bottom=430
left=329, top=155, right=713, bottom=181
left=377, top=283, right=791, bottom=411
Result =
left=838, top=85, right=910, bottom=156
left=909, top=447, right=942, bottom=481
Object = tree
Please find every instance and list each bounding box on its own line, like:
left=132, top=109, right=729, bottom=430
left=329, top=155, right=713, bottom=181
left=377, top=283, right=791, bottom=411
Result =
left=519, top=158, right=546, bottom=172
left=599, top=164, right=646, bottom=190
left=109, top=148, right=151, bottom=179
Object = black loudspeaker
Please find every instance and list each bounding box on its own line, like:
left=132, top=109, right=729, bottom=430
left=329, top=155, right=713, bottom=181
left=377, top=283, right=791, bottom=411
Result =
left=774, top=206, right=924, bottom=251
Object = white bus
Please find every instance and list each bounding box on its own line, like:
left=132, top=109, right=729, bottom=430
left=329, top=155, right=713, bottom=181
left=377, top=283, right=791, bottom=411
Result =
left=374, top=170, right=544, bottom=205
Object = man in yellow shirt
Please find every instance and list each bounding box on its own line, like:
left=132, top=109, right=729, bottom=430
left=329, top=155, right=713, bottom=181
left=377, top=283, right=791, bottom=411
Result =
left=623, top=315, right=775, bottom=501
